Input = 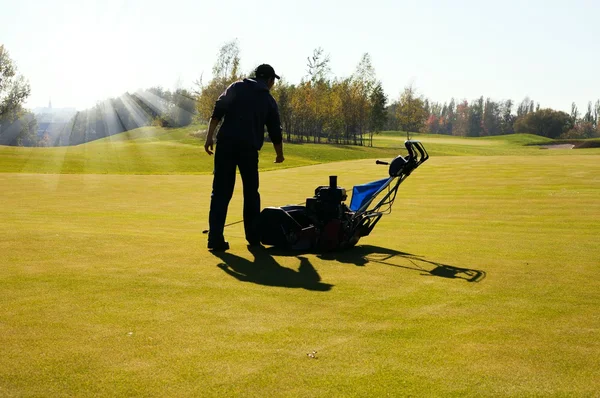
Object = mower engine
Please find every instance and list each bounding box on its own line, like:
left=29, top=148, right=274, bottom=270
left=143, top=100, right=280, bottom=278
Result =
left=259, top=175, right=356, bottom=251
left=307, top=176, right=346, bottom=223
left=305, top=176, right=354, bottom=250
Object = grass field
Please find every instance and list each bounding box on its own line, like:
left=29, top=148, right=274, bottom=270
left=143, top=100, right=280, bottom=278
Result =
left=1, top=127, right=599, bottom=396
left=2, top=125, right=598, bottom=175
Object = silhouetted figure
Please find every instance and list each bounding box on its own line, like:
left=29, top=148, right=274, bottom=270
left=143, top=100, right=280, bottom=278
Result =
left=204, top=64, right=285, bottom=251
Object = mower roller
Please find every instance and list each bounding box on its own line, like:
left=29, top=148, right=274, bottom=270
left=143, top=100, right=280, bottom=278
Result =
left=258, top=140, right=429, bottom=251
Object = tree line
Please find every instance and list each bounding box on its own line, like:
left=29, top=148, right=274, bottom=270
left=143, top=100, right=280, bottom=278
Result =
left=197, top=41, right=600, bottom=145
left=2, top=40, right=599, bottom=147
left=415, top=95, right=600, bottom=139
left=195, top=43, right=387, bottom=146
left=52, top=87, right=196, bottom=146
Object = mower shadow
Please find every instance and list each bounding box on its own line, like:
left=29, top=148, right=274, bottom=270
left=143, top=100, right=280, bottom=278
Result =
left=323, top=244, right=487, bottom=283
left=212, top=248, right=333, bottom=291
left=266, top=244, right=486, bottom=283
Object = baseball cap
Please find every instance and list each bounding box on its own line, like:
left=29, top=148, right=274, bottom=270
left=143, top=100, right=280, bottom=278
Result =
left=254, top=64, right=280, bottom=79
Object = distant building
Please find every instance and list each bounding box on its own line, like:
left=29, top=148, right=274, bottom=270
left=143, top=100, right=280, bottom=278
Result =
left=33, top=100, right=77, bottom=143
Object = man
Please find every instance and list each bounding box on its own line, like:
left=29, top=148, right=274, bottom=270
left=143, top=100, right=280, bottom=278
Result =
left=204, top=64, right=284, bottom=251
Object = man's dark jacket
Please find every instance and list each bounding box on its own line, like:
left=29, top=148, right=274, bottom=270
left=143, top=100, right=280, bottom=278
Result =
left=211, top=78, right=283, bottom=150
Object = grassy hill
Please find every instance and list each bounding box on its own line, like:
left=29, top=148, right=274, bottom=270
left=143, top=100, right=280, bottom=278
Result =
left=2, top=124, right=598, bottom=174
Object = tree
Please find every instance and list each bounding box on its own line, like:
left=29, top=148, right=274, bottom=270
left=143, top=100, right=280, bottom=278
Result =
left=170, top=88, right=196, bottom=127
left=514, top=108, right=573, bottom=138
left=482, top=98, right=501, bottom=136
left=467, top=96, right=484, bottom=137
left=196, top=40, right=242, bottom=122
left=500, top=99, right=515, bottom=135
left=299, top=48, right=333, bottom=143
left=0, top=44, right=34, bottom=146
left=396, top=85, right=427, bottom=135
left=384, top=102, right=400, bottom=131
left=453, top=100, right=470, bottom=137
left=350, top=53, right=377, bottom=145
left=517, top=97, right=533, bottom=117
left=571, top=102, right=579, bottom=123
left=271, top=79, right=294, bottom=142
left=306, top=47, right=331, bottom=83
left=443, top=98, right=456, bottom=135
left=583, top=101, right=594, bottom=124
left=561, top=122, right=597, bottom=139
left=368, top=81, right=387, bottom=146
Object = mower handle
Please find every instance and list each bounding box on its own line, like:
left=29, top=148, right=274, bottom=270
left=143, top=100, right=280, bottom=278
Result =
left=375, top=160, right=389, bottom=165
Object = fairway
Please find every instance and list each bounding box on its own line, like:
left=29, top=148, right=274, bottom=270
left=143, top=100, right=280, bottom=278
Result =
left=1, top=137, right=599, bottom=397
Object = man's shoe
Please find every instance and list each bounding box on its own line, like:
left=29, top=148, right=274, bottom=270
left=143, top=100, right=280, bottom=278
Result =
left=247, top=243, right=264, bottom=251
left=208, top=240, right=230, bottom=251
left=247, top=239, right=263, bottom=248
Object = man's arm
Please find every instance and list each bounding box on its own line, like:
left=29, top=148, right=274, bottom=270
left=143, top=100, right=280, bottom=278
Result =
left=204, top=118, right=221, bottom=155
left=204, top=82, right=237, bottom=155
left=266, top=98, right=284, bottom=163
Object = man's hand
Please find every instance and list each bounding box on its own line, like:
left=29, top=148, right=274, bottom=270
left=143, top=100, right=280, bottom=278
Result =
left=204, top=134, right=214, bottom=155
left=204, top=118, right=221, bottom=156
left=273, top=142, right=284, bottom=163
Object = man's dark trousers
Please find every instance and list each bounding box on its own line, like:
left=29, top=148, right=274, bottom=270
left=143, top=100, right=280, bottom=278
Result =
left=208, top=141, right=260, bottom=244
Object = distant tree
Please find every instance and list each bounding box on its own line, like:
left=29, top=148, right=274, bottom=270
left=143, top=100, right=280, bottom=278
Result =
left=170, top=88, right=196, bottom=126
left=563, top=100, right=600, bottom=139
left=0, top=44, right=34, bottom=146
left=570, top=102, right=579, bottom=123
left=0, top=45, right=30, bottom=117
left=499, top=99, right=515, bottom=135
left=453, top=100, right=470, bottom=137
left=369, top=81, right=387, bottom=146
left=396, top=84, right=428, bottom=134
left=306, top=47, right=331, bottom=83
left=213, top=40, right=241, bottom=82
left=384, top=102, right=400, bottom=131
left=514, top=108, right=573, bottom=138
left=424, top=114, right=439, bottom=134
left=517, top=97, right=533, bottom=117
left=294, top=47, right=334, bottom=143
left=3, top=110, right=37, bottom=146
left=271, top=79, right=294, bottom=142
left=423, top=98, right=430, bottom=117
left=196, top=40, right=242, bottom=122
left=351, top=53, right=377, bottom=145
left=468, top=96, right=484, bottom=137
left=444, top=98, right=456, bottom=135
left=583, top=101, right=594, bottom=124
left=423, top=101, right=443, bottom=134
left=482, top=98, right=501, bottom=136
left=561, top=122, right=597, bottom=139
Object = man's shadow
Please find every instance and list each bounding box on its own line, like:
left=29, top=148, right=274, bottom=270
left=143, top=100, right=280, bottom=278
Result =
left=305, top=244, right=485, bottom=283
left=212, top=248, right=333, bottom=291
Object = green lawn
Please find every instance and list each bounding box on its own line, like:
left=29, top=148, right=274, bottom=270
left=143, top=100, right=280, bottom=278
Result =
left=0, top=125, right=404, bottom=174
left=2, top=125, right=598, bottom=175
left=1, top=129, right=599, bottom=396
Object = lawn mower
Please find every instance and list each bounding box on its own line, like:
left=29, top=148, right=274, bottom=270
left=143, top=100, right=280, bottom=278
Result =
left=258, top=140, right=429, bottom=251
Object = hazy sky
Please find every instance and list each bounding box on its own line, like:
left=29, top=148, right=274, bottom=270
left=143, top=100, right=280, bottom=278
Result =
left=1, top=0, right=599, bottom=113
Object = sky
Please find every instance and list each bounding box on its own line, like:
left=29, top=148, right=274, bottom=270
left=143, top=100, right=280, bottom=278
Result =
left=1, top=0, right=599, bottom=113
